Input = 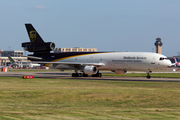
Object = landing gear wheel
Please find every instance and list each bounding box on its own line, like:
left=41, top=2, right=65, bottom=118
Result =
left=92, top=73, right=102, bottom=77
left=72, top=73, right=80, bottom=77
left=78, top=73, right=82, bottom=77
left=82, top=73, right=88, bottom=77
left=72, top=73, right=75, bottom=77
left=146, top=75, right=151, bottom=79
left=146, top=72, right=151, bottom=79
left=98, top=73, right=102, bottom=77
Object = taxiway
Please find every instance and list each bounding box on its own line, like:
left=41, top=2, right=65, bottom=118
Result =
left=0, top=71, right=180, bottom=82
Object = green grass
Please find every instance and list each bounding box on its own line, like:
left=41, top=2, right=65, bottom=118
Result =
left=0, top=77, right=180, bottom=119
left=102, top=73, right=180, bottom=78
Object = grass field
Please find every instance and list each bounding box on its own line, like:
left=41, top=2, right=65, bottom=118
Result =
left=102, top=73, right=180, bottom=78
left=0, top=77, right=180, bottom=119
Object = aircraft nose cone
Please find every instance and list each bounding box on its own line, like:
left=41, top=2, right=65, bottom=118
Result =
left=167, top=60, right=172, bottom=67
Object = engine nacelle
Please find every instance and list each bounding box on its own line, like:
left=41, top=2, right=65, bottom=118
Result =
left=83, top=66, right=98, bottom=74
left=22, top=42, right=55, bottom=53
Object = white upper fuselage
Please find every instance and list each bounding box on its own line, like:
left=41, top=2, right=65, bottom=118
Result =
left=48, top=52, right=171, bottom=72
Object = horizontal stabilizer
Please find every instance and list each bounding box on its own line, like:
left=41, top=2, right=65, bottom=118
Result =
left=14, top=54, right=42, bottom=60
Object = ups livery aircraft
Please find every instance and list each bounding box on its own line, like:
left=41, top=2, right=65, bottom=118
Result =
left=22, top=24, right=171, bottom=79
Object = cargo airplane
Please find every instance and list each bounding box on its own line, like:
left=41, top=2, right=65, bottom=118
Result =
left=21, top=24, right=171, bottom=79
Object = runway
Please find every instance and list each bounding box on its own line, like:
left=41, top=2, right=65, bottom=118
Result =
left=0, top=71, right=180, bottom=82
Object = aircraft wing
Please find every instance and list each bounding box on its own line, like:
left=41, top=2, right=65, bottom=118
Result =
left=171, top=63, right=176, bottom=65
left=32, top=61, right=105, bottom=67
left=15, top=54, right=105, bottom=67
left=170, top=63, right=176, bottom=66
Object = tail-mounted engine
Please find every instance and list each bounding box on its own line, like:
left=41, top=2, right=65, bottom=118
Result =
left=22, top=42, right=55, bottom=54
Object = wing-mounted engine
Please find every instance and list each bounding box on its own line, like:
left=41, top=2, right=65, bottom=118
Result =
left=22, top=42, right=55, bottom=54
left=82, top=66, right=98, bottom=74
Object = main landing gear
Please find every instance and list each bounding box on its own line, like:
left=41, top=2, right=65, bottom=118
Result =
left=92, top=71, right=102, bottom=77
left=72, top=71, right=102, bottom=77
left=72, top=73, right=88, bottom=77
left=146, top=71, right=152, bottom=79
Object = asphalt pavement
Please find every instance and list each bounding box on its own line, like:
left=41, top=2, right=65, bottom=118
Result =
left=0, top=71, right=180, bottom=82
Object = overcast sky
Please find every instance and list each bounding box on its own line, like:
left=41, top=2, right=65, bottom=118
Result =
left=0, top=0, right=180, bottom=56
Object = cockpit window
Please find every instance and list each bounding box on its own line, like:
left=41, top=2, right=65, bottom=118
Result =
left=160, top=58, right=164, bottom=60
left=159, top=57, right=169, bottom=60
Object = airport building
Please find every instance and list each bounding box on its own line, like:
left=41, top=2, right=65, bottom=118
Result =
left=54, top=47, right=97, bottom=53
left=154, top=38, right=163, bottom=54
left=1, top=50, right=23, bottom=57
left=0, top=50, right=27, bottom=66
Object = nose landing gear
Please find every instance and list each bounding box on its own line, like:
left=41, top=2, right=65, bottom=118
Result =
left=146, top=71, right=152, bottom=79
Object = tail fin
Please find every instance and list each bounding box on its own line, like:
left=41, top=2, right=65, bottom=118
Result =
left=174, top=57, right=180, bottom=66
left=22, top=24, right=55, bottom=55
left=8, top=55, right=15, bottom=63
left=174, top=57, right=178, bottom=63
left=25, top=24, right=45, bottom=43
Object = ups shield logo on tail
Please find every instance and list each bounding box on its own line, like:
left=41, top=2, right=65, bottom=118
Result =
left=29, top=31, right=36, bottom=42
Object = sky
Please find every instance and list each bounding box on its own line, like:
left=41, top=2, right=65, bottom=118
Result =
left=0, top=0, right=180, bottom=57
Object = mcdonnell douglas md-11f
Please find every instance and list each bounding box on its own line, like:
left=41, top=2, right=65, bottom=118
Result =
left=21, top=24, right=171, bottom=79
